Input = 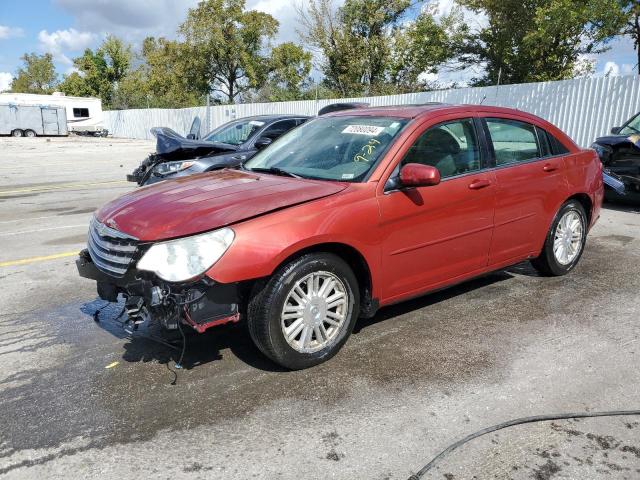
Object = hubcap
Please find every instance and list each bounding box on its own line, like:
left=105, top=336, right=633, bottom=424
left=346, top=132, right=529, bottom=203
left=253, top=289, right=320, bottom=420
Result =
left=553, top=210, right=584, bottom=265
left=281, top=271, right=349, bottom=353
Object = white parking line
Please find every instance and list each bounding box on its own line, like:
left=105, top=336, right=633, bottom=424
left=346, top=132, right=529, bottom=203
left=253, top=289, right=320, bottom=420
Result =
left=0, top=214, right=92, bottom=224
left=0, top=224, right=87, bottom=237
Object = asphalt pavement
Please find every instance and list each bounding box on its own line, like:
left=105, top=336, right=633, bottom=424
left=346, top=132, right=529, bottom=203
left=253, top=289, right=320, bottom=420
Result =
left=1, top=136, right=639, bottom=479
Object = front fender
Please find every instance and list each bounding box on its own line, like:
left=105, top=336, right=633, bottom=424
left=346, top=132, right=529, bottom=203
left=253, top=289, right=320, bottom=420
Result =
left=204, top=185, right=383, bottom=297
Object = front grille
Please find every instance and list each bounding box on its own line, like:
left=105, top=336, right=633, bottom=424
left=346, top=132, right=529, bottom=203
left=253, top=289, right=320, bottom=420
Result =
left=87, top=218, right=139, bottom=277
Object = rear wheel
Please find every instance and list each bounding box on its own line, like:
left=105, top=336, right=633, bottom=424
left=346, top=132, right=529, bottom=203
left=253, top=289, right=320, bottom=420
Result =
left=11, top=129, right=23, bottom=137
left=247, top=253, right=359, bottom=370
left=24, top=129, right=36, bottom=138
left=531, top=200, right=587, bottom=276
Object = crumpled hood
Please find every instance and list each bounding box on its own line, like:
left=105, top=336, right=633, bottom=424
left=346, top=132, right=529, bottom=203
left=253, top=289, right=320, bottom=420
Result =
left=152, top=127, right=238, bottom=161
left=96, top=169, right=348, bottom=241
left=595, top=133, right=640, bottom=149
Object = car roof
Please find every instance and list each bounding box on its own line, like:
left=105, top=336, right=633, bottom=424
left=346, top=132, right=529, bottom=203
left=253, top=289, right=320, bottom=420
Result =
left=244, top=114, right=310, bottom=122
left=326, top=103, right=533, bottom=120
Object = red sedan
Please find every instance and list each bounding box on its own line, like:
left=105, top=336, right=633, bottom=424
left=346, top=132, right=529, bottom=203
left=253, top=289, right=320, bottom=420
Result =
left=77, top=104, right=603, bottom=369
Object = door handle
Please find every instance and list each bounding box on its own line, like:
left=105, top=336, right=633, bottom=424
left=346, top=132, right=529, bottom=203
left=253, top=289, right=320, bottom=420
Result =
left=468, top=179, right=491, bottom=190
left=543, top=163, right=558, bottom=172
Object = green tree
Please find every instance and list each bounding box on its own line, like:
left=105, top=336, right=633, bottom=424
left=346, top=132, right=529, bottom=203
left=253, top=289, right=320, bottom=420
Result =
left=133, top=36, right=207, bottom=108
left=297, top=0, right=363, bottom=96
left=263, top=42, right=312, bottom=100
left=459, top=0, right=626, bottom=85
left=340, top=0, right=412, bottom=91
left=619, top=0, right=640, bottom=74
left=10, top=53, right=58, bottom=93
left=59, top=36, right=133, bottom=108
left=180, top=0, right=279, bottom=103
left=298, top=0, right=458, bottom=96
left=390, top=5, right=468, bottom=92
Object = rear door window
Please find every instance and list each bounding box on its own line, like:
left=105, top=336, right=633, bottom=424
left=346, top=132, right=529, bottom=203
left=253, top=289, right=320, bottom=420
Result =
left=485, top=118, right=541, bottom=166
left=259, top=119, right=299, bottom=140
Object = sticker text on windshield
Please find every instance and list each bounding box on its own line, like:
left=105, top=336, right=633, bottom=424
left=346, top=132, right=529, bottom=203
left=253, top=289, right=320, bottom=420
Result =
left=342, top=125, right=385, bottom=136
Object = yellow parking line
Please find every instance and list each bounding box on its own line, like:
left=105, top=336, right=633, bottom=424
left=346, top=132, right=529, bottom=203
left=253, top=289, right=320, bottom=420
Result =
left=0, top=251, right=79, bottom=267
left=0, top=180, right=129, bottom=196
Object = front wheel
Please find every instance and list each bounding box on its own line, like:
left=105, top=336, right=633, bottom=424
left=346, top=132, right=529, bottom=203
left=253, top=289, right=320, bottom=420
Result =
left=531, top=200, right=587, bottom=276
left=11, top=129, right=23, bottom=137
left=24, top=129, right=36, bottom=138
left=247, top=253, right=359, bottom=370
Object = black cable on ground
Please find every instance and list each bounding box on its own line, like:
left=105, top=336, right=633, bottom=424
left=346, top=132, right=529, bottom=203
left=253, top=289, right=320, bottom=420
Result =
left=408, top=409, right=640, bottom=480
left=174, top=319, right=187, bottom=369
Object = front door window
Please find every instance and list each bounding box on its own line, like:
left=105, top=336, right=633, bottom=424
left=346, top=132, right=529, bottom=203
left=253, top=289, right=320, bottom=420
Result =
left=402, top=118, right=481, bottom=178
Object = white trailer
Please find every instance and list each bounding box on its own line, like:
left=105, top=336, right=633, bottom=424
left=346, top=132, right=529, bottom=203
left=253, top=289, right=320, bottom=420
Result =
left=0, top=92, right=107, bottom=136
left=0, top=103, right=68, bottom=137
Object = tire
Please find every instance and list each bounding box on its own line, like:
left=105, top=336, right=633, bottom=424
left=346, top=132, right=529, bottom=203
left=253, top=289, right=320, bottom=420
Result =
left=247, top=253, right=360, bottom=370
left=531, top=200, right=588, bottom=276
left=11, top=129, right=23, bottom=137
left=24, top=129, right=36, bottom=138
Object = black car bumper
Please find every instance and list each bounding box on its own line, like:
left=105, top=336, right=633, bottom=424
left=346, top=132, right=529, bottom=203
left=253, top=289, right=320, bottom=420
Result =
left=77, top=250, right=241, bottom=332
left=603, top=171, right=640, bottom=205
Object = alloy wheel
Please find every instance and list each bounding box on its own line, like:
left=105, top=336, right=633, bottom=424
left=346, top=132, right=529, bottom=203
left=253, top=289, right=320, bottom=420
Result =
left=280, top=271, right=349, bottom=353
left=553, top=210, right=584, bottom=265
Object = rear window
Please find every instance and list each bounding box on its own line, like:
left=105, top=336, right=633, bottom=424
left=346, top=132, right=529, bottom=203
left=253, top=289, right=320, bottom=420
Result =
left=486, top=118, right=541, bottom=165
left=548, top=133, right=570, bottom=155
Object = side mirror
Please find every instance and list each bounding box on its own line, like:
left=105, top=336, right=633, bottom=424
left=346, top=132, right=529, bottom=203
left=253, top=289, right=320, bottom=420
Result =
left=186, top=133, right=196, bottom=140
left=399, top=163, right=441, bottom=188
left=254, top=136, right=273, bottom=149
left=611, top=126, right=622, bottom=135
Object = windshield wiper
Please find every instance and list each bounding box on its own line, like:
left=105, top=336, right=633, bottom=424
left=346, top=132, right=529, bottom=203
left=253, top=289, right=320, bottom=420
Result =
left=247, top=167, right=301, bottom=178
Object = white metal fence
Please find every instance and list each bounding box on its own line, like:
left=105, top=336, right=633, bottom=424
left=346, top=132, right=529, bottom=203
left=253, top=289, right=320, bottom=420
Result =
left=104, top=75, right=640, bottom=147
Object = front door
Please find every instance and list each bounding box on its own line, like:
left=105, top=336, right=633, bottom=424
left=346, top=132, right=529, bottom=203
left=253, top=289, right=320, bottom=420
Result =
left=378, top=117, right=496, bottom=302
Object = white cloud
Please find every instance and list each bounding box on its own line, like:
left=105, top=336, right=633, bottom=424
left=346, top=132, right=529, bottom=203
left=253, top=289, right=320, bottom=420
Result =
left=55, top=0, right=337, bottom=47
left=0, top=72, right=13, bottom=92
left=0, top=25, right=24, bottom=40
left=603, top=61, right=620, bottom=77
left=54, top=0, right=199, bottom=44
left=38, top=28, right=95, bottom=65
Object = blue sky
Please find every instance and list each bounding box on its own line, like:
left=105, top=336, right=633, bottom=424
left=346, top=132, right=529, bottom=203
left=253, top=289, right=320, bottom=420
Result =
left=0, top=0, right=638, bottom=92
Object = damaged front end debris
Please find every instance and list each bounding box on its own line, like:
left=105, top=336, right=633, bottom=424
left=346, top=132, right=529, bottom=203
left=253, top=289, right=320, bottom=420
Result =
left=76, top=219, right=241, bottom=335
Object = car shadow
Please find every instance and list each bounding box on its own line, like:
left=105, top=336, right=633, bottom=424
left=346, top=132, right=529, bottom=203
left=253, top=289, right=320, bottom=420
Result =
left=353, top=270, right=514, bottom=334
left=602, top=201, right=640, bottom=214
left=81, top=269, right=517, bottom=373
left=81, top=298, right=288, bottom=373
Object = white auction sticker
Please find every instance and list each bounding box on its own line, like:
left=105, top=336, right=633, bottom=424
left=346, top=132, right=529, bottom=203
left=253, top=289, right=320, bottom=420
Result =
left=342, top=125, right=385, bottom=136
left=249, top=120, right=265, bottom=126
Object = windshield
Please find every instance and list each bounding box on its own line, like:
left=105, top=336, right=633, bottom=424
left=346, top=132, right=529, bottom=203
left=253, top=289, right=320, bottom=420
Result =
left=243, top=116, right=408, bottom=181
left=203, top=118, right=266, bottom=145
left=620, top=113, right=640, bottom=135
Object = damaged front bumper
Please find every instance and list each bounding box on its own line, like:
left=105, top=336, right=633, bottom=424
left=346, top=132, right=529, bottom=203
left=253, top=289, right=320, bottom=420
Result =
left=76, top=249, right=240, bottom=333
left=603, top=169, right=640, bottom=204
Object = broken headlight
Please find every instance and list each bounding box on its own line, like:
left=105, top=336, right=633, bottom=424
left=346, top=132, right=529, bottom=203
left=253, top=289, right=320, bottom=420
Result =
left=154, top=160, right=195, bottom=175
left=137, top=228, right=235, bottom=282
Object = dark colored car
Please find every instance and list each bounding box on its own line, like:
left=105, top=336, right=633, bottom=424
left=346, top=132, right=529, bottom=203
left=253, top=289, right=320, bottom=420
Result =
left=78, top=104, right=602, bottom=370
left=127, top=114, right=309, bottom=186
left=591, top=111, right=640, bottom=204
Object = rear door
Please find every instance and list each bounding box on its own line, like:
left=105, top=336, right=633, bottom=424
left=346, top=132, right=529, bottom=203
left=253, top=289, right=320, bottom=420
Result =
left=378, top=116, right=497, bottom=301
left=482, top=117, right=568, bottom=265
left=41, top=108, right=59, bottom=135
